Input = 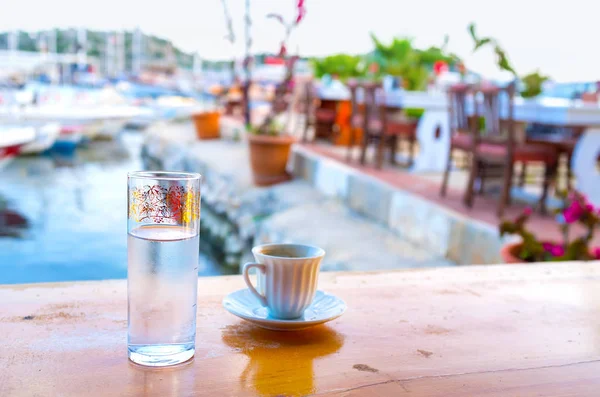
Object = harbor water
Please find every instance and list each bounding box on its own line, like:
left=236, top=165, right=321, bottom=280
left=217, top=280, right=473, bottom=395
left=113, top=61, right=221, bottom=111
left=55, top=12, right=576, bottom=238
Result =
left=0, top=131, right=227, bottom=284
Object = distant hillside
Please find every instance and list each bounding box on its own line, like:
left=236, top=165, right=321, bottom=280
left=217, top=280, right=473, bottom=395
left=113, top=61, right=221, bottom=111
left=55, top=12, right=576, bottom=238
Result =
left=0, top=29, right=195, bottom=70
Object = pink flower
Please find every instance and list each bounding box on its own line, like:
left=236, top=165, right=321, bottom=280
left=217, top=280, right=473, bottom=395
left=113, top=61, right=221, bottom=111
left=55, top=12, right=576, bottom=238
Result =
left=296, top=0, right=306, bottom=24
left=543, top=243, right=565, bottom=257
left=563, top=200, right=584, bottom=223
left=551, top=245, right=565, bottom=257
left=542, top=242, right=553, bottom=251
left=593, top=247, right=600, bottom=260
left=523, top=207, right=533, bottom=216
left=586, top=203, right=595, bottom=212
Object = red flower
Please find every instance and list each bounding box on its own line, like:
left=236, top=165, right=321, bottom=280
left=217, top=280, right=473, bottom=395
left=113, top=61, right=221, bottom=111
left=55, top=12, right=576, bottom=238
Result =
left=433, top=61, right=448, bottom=76
left=593, top=247, right=600, bottom=260
left=523, top=207, right=533, bottom=216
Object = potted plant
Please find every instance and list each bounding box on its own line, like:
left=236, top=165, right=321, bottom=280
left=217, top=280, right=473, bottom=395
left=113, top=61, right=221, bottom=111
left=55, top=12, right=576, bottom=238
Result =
left=520, top=71, right=549, bottom=98
left=192, top=110, right=221, bottom=140
left=247, top=120, right=296, bottom=186
left=368, top=35, right=461, bottom=143
left=499, top=191, right=600, bottom=263
left=247, top=0, right=305, bottom=186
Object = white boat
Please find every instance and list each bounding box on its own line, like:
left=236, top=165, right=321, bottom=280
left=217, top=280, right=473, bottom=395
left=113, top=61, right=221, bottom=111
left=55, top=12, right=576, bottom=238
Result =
left=20, top=122, right=61, bottom=154
left=0, top=84, right=152, bottom=139
left=0, top=125, right=36, bottom=169
left=14, top=105, right=146, bottom=139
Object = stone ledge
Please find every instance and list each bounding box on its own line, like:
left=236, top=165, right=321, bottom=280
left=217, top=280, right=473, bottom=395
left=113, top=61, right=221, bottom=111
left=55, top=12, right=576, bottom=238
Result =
left=291, top=145, right=505, bottom=265
left=255, top=200, right=453, bottom=271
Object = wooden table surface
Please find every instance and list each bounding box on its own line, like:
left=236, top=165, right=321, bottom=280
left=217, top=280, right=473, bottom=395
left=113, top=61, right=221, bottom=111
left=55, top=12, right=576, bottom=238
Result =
left=2, top=262, right=600, bottom=396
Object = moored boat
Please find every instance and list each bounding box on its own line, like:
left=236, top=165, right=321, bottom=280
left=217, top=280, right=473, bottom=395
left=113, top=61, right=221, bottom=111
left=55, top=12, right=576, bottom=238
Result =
left=20, top=122, right=61, bottom=154
left=51, top=125, right=85, bottom=153
left=0, top=125, right=36, bottom=169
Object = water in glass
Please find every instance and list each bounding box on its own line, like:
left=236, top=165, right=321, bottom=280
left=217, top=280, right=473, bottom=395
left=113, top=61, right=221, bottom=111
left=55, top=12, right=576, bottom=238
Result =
left=127, top=224, right=199, bottom=366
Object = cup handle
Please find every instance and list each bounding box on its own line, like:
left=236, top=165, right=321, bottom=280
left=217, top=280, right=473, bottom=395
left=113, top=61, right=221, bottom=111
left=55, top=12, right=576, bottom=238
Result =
left=242, top=263, right=268, bottom=307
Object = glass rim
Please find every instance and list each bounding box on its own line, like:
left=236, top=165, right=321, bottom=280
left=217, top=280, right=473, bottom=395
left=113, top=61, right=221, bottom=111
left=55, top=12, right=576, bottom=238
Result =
left=128, top=171, right=201, bottom=181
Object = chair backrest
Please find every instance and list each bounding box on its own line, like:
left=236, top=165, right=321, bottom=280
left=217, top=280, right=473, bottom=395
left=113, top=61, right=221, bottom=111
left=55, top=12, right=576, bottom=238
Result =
left=347, top=79, right=360, bottom=118
left=447, top=83, right=470, bottom=133
left=581, top=92, right=598, bottom=103
left=362, top=81, right=386, bottom=129
left=473, top=82, right=517, bottom=151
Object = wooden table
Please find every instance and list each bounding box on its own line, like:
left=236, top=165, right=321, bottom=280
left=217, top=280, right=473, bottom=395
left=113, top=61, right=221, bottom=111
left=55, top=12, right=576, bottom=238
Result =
left=2, top=262, right=600, bottom=396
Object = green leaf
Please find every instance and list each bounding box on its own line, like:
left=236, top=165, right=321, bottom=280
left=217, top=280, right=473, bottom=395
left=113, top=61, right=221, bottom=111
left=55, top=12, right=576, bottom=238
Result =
left=474, top=38, right=492, bottom=51
left=495, top=47, right=517, bottom=75
left=468, top=23, right=478, bottom=42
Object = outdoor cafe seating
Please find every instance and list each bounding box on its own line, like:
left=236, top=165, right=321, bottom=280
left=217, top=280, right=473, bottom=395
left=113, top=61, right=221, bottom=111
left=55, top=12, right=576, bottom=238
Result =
left=301, top=81, right=338, bottom=143
left=346, top=80, right=418, bottom=168
left=441, top=82, right=560, bottom=216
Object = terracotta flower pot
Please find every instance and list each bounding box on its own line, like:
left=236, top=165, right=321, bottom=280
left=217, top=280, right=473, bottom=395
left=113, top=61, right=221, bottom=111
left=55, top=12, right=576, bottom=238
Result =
left=500, top=242, right=526, bottom=264
left=247, top=134, right=296, bottom=186
left=192, top=111, right=220, bottom=140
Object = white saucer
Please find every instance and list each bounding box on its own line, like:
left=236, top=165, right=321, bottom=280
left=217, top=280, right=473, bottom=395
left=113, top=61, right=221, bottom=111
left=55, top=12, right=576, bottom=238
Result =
left=223, top=289, right=346, bottom=331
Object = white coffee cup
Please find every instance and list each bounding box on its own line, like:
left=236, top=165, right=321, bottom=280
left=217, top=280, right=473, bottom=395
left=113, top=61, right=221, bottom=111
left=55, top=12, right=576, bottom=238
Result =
left=242, top=243, right=325, bottom=319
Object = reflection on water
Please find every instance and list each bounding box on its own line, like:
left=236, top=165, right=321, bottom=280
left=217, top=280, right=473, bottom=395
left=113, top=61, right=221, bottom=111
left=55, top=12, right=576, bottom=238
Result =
left=0, top=131, right=224, bottom=284
left=221, top=322, right=344, bottom=396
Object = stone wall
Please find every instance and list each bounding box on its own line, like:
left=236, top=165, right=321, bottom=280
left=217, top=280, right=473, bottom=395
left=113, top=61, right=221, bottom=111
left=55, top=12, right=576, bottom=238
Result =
left=290, top=146, right=506, bottom=265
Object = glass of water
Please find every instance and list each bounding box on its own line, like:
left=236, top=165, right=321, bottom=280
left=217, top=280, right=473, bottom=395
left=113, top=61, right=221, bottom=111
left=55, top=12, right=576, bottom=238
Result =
left=127, top=171, right=201, bottom=367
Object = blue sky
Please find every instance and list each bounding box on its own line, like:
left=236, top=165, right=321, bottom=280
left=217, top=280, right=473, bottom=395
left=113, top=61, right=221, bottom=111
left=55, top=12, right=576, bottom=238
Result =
left=1, top=0, right=596, bottom=82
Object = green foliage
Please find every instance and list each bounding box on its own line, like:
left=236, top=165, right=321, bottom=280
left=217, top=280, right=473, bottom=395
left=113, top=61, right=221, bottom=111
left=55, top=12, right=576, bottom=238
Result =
left=369, top=34, right=460, bottom=91
left=521, top=71, right=549, bottom=98
left=0, top=29, right=197, bottom=70
left=404, top=108, right=425, bottom=119
left=418, top=45, right=459, bottom=66
left=311, top=54, right=366, bottom=81
left=249, top=119, right=283, bottom=136
left=17, top=32, right=37, bottom=52
left=468, top=22, right=517, bottom=76
left=370, top=35, right=425, bottom=90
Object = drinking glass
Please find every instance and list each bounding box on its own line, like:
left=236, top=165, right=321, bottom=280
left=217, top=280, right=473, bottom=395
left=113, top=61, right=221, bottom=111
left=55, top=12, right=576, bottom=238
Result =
left=127, top=171, right=201, bottom=367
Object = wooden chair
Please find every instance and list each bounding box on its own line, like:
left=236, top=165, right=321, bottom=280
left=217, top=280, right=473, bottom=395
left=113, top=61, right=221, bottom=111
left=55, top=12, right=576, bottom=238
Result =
left=521, top=125, right=581, bottom=190
left=346, top=80, right=364, bottom=160
left=464, top=83, right=559, bottom=216
left=301, top=83, right=337, bottom=142
left=440, top=83, right=475, bottom=197
left=349, top=82, right=418, bottom=168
